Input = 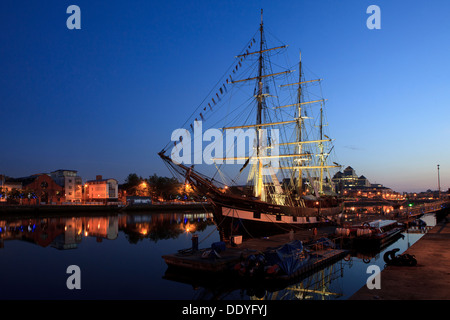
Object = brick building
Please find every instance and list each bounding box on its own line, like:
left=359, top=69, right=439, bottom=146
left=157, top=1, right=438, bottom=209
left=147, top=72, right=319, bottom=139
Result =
left=19, top=174, right=64, bottom=204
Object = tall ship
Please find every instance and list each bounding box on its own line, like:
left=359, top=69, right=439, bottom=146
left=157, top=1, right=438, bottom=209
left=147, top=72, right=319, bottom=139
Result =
left=159, top=11, right=343, bottom=241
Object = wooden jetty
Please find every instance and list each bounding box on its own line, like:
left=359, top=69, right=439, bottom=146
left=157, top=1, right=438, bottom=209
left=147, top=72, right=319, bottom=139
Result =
left=162, top=228, right=348, bottom=282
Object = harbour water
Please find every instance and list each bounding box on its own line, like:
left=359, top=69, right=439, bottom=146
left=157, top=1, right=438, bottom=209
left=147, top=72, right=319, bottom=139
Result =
left=0, top=211, right=436, bottom=300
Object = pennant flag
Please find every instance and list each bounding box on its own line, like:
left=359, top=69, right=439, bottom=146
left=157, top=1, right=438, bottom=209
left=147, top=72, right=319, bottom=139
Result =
left=179, top=136, right=183, bottom=142
left=223, top=84, right=227, bottom=93
left=226, top=78, right=229, bottom=84
left=212, top=98, right=216, bottom=105
left=216, top=92, right=221, bottom=101
left=203, top=107, right=207, bottom=111
left=200, top=113, right=204, bottom=120
left=208, top=103, right=212, bottom=110
left=219, top=87, right=223, bottom=94
left=190, top=124, right=194, bottom=131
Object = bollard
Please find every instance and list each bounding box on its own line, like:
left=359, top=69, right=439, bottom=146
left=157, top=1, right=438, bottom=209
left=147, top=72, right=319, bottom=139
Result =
left=192, top=234, right=198, bottom=252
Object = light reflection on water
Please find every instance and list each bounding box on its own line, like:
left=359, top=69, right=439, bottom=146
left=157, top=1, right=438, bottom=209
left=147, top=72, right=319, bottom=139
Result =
left=0, top=211, right=436, bottom=300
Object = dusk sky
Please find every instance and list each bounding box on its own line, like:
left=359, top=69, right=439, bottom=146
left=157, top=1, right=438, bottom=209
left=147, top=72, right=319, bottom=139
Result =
left=1, top=0, right=449, bottom=193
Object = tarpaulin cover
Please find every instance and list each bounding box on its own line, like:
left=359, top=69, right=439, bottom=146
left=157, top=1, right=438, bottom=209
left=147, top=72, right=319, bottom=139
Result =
left=314, top=237, right=336, bottom=249
left=264, top=240, right=309, bottom=276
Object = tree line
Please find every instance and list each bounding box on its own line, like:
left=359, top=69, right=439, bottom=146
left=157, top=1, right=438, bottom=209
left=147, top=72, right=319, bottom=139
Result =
left=122, top=173, right=201, bottom=201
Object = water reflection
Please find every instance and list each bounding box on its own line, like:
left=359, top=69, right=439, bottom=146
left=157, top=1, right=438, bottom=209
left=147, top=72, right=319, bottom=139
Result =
left=249, top=262, right=345, bottom=300
left=0, top=212, right=215, bottom=249
left=173, top=259, right=347, bottom=300
left=166, top=213, right=438, bottom=300
left=0, top=211, right=438, bottom=300
left=121, top=212, right=215, bottom=244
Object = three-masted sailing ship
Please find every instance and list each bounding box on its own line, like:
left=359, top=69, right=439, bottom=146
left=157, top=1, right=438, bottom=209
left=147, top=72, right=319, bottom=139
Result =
left=159, top=11, right=343, bottom=241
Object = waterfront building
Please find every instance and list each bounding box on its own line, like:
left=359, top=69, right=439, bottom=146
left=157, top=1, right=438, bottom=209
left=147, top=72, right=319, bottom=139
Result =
left=332, top=166, right=370, bottom=190
left=18, top=174, right=64, bottom=204
left=85, top=175, right=119, bottom=203
left=0, top=175, right=22, bottom=202
left=50, top=169, right=83, bottom=203
left=332, top=166, right=403, bottom=200
left=406, top=189, right=448, bottom=200
left=342, top=185, right=398, bottom=199
left=356, top=175, right=371, bottom=187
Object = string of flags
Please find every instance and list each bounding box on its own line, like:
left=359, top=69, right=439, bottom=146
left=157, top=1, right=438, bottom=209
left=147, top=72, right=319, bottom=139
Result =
left=174, top=38, right=256, bottom=148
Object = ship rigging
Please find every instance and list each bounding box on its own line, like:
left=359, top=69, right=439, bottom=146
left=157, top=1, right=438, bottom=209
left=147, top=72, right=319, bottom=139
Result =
left=159, top=10, right=343, bottom=240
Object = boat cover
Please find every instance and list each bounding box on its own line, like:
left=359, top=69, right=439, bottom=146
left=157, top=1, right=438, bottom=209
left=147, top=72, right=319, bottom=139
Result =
left=265, top=240, right=308, bottom=276
left=313, top=237, right=336, bottom=249
left=366, top=220, right=397, bottom=228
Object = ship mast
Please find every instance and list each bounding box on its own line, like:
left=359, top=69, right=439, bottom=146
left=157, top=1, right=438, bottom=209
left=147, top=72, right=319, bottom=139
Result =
left=255, top=9, right=264, bottom=199
left=296, top=51, right=303, bottom=197
left=318, top=106, right=325, bottom=194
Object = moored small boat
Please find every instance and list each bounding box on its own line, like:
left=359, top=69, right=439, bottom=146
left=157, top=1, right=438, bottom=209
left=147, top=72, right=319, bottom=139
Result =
left=335, top=219, right=405, bottom=247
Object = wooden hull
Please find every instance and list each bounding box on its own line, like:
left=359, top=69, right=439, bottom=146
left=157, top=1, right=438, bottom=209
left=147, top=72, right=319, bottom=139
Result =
left=210, top=194, right=343, bottom=240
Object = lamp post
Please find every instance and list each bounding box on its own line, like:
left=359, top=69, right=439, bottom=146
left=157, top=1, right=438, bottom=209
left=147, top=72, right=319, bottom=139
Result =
left=437, top=164, right=441, bottom=199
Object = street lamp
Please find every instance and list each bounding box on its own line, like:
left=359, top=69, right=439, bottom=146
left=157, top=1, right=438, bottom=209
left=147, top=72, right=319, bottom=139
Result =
left=437, top=164, right=441, bottom=199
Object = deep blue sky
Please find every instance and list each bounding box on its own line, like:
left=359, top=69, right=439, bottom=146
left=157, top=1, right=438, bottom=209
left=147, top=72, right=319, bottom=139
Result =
left=1, top=0, right=449, bottom=193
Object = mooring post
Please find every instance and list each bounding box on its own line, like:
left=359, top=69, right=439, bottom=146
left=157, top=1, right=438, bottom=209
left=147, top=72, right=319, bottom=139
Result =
left=192, top=234, right=198, bottom=252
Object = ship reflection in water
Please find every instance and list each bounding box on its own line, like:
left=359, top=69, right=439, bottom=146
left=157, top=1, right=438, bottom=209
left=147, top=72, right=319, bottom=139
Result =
left=0, top=211, right=436, bottom=300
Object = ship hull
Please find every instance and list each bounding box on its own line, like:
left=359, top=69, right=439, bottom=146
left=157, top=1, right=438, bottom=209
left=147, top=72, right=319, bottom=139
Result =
left=210, top=194, right=343, bottom=240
